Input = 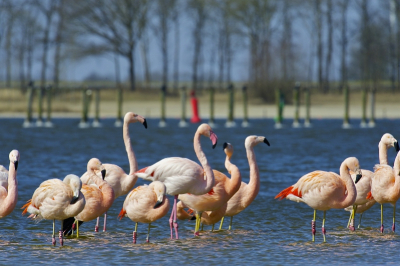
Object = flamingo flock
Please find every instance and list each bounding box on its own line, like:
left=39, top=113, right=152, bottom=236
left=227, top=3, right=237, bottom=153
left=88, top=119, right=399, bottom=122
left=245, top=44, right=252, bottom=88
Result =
left=0, top=111, right=398, bottom=246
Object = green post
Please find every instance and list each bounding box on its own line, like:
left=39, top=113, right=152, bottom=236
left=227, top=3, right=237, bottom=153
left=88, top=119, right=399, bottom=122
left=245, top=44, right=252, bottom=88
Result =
left=304, top=88, right=311, bottom=127
left=242, top=85, right=249, bottom=127
left=92, top=89, right=101, bottom=127
left=360, top=87, right=367, bottom=127
left=209, top=87, right=215, bottom=126
left=45, top=85, right=53, bottom=127
left=179, top=87, right=188, bottom=127
left=159, top=85, right=167, bottom=127
left=369, top=88, right=376, bottom=127
left=115, top=87, right=123, bottom=127
left=225, top=84, right=235, bottom=127
left=275, top=88, right=283, bottom=128
left=36, top=86, right=44, bottom=126
left=343, top=85, right=350, bottom=128
left=293, top=82, right=300, bottom=128
left=23, top=81, right=34, bottom=128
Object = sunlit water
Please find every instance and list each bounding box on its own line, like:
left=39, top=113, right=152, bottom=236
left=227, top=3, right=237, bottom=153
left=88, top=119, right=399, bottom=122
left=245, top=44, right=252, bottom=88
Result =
left=1, top=117, right=400, bottom=265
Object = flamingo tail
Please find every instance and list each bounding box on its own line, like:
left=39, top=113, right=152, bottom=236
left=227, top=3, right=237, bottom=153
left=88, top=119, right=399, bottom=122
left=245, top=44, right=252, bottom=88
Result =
left=275, top=186, right=302, bottom=200
left=366, top=191, right=374, bottom=200
left=21, top=199, right=32, bottom=215
left=118, top=208, right=126, bottom=220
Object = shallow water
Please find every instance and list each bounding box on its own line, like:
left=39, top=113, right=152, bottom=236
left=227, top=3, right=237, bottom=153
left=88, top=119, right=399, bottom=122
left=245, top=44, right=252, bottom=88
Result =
left=1, top=117, right=400, bottom=265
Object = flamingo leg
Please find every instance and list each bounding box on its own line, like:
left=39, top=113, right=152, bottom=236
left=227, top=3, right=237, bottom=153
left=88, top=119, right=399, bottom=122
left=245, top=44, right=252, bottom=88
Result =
left=229, top=216, right=233, bottom=230
left=211, top=224, right=214, bottom=232
left=194, top=213, right=200, bottom=236
left=59, top=220, right=64, bottom=246
left=95, top=217, right=99, bottom=232
left=172, top=195, right=179, bottom=239
left=311, top=210, right=316, bottom=242
left=322, top=211, right=326, bottom=243
left=103, top=212, right=107, bottom=232
left=52, top=219, right=56, bottom=246
left=393, top=204, right=396, bottom=232
left=76, top=220, right=79, bottom=238
left=133, top=222, right=138, bottom=244
left=358, top=213, right=363, bottom=229
left=201, top=223, right=204, bottom=231
left=146, top=223, right=151, bottom=243
left=347, top=212, right=352, bottom=228
left=219, top=216, right=225, bottom=230
left=349, top=205, right=356, bottom=231
left=381, top=204, right=384, bottom=233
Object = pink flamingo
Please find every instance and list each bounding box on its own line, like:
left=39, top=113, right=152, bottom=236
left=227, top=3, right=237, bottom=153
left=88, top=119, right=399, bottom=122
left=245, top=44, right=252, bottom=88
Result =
left=176, top=141, right=242, bottom=236
left=118, top=181, right=170, bottom=243
left=0, top=150, right=19, bottom=219
left=63, top=158, right=114, bottom=237
left=135, top=123, right=218, bottom=239
left=370, top=133, right=400, bottom=233
left=80, top=112, right=147, bottom=232
left=275, top=157, right=362, bottom=242
left=22, top=174, right=86, bottom=246
left=219, top=136, right=270, bottom=230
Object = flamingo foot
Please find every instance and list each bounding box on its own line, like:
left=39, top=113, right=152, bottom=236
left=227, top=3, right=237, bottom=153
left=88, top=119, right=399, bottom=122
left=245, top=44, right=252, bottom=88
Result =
left=349, top=225, right=355, bottom=231
left=95, top=225, right=99, bottom=232
left=146, top=237, right=149, bottom=243
left=133, top=231, right=137, bottom=244
left=52, top=236, right=56, bottom=246
left=311, top=220, right=316, bottom=239
left=392, top=223, right=395, bottom=232
left=322, top=227, right=326, bottom=243
left=380, top=224, right=384, bottom=233
left=194, top=231, right=200, bottom=236
left=58, top=230, right=64, bottom=246
left=173, top=221, right=179, bottom=239
left=169, top=218, right=174, bottom=239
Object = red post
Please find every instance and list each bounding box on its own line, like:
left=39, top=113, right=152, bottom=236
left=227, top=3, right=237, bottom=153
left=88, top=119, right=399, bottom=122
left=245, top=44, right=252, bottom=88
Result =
left=190, top=90, right=201, bottom=123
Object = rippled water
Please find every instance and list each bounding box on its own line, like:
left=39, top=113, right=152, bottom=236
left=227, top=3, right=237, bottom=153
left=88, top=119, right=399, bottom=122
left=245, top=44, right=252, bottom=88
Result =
left=1, top=117, right=400, bottom=265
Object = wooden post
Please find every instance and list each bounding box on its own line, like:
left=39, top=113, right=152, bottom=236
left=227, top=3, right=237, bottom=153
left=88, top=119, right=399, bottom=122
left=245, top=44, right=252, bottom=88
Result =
left=115, top=87, right=123, bottom=127
left=23, top=81, right=35, bottom=128
left=225, top=84, right=235, bottom=127
left=304, top=87, right=311, bottom=127
left=36, top=86, right=44, bottom=126
left=179, top=87, right=188, bottom=127
left=293, top=82, right=300, bottom=128
left=242, top=85, right=249, bottom=127
left=360, top=87, right=367, bottom=127
left=92, top=89, right=102, bottom=127
left=369, top=88, right=376, bottom=127
left=342, top=85, right=350, bottom=128
left=45, top=85, right=53, bottom=127
left=209, top=87, right=215, bottom=126
left=274, top=88, right=283, bottom=128
left=159, top=85, right=167, bottom=127
left=79, top=88, right=91, bottom=128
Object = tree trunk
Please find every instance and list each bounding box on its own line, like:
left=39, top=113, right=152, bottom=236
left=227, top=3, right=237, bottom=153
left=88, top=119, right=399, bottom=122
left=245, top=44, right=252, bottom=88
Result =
left=173, top=14, right=180, bottom=91
left=53, top=0, right=65, bottom=90
left=128, top=48, right=136, bottom=91
left=324, top=0, right=333, bottom=92
left=315, top=0, right=323, bottom=92
left=340, top=0, right=349, bottom=90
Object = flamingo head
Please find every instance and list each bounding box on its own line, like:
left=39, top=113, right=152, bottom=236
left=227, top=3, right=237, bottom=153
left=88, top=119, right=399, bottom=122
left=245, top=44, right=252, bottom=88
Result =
left=223, top=142, right=234, bottom=159
left=124, top=112, right=147, bottom=129
left=63, top=174, right=82, bottom=202
left=347, top=157, right=362, bottom=183
left=9, top=150, right=20, bottom=171
left=150, top=181, right=166, bottom=209
left=197, top=123, right=218, bottom=149
left=381, top=133, right=399, bottom=152
left=245, top=135, right=270, bottom=149
left=87, top=158, right=106, bottom=180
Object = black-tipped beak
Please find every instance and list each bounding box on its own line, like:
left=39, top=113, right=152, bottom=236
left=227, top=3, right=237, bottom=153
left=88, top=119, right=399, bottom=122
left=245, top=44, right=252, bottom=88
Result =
left=101, top=169, right=106, bottom=180
left=264, top=138, right=270, bottom=146
left=143, top=119, right=148, bottom=129
left=14, top=161, right=18, bottom=171
left=355, top=174, right=362, bottom=184
left=70, top=196, right=79, bottom=204
left=395, top=141, right=400, bottom=153
left=153, top=200, right=163, bottom=209
left=222, top=142, right=228, bottom=150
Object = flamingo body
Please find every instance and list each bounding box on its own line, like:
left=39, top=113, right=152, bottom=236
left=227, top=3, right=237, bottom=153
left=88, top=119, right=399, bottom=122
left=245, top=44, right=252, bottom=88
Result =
left=0, top=150, right=19, bottom=219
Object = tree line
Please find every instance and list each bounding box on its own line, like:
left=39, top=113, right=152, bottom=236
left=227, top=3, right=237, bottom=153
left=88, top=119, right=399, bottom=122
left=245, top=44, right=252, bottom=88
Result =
left=0, top=0, right=399, bottom=101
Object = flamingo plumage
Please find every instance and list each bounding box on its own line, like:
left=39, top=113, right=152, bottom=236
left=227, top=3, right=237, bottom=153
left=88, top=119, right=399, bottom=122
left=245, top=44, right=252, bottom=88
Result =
left=0, top=150, right=19, bottom=219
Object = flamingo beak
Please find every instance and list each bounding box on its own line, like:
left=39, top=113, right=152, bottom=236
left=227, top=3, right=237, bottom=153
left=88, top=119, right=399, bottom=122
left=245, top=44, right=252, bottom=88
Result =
left=101, top=169, right=106, bottom=180
left=263, top=138, right=270, bottom=146
left=210, top=131, right=218, bottom=149
left=222, top=142, right=228, bottom=150
left=71, top=194, right=79, bottom=204
left=190, top=215, right=196, bottom=221
left=355, top=169, right=362, bottom=183
left=395, top=141, right=400, bottom=153
left=142, top=118, right=148, bottom=129
left=14, top=161, right=18, bottom=171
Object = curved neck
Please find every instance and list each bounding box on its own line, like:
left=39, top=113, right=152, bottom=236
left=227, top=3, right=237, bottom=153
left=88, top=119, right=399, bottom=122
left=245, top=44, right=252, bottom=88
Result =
left=339, top=161, right=357, bottom=207
left=93, top=177, right=115, bottom=210
left=194, top=132, right=214, bottom=192
left=123, top=119, right=138, bottom=175
left=244, top=145, right=260, bottom=201
left=225, top=156, right=241, bottom=198
left=393, top=154, right=400, bottom=189
left=379, top=142, right=389, bottom=165
left=1, top=162, right=17, bottom=214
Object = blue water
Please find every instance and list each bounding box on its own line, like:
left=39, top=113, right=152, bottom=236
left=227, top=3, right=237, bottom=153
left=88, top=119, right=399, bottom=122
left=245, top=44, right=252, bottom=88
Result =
left=1, top=117, right=400, bottom=265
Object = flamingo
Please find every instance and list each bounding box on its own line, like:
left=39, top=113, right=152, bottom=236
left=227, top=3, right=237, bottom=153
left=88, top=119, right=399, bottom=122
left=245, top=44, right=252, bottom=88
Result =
left=22, top=174, right=85, bottom=246
left=63, top=158, right=114, bottom=237
left=135, top=123, right=218, bottom=239
left=345, top=170, right=375, bottom=230
left=118, top=181, right=170, bottom=243
left=0, top=150, right=20, bottom=219
left=219, top=136, right=270, bottom=230
left=370, top=133, right=400, bottom=233
left=275, top=157, right=362, bottom=242
left=176, top=141, right=242, bottom=236
left=80, top=112, right=147, bottom=232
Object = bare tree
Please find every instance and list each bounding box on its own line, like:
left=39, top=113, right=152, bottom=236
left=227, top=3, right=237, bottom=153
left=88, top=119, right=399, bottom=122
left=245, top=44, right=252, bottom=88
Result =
left=339, top=0, right=349, bottom=89
left=315, top=0, right=323, bottom=91
left=324, top=0, right=333, bottom=92
left=53, top=0, right=65, bottom=90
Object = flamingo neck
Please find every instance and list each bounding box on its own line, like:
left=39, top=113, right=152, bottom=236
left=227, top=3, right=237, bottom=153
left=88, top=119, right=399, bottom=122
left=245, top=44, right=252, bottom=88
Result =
left=379, top=142, right=389, bottom=165
left=194, top=132, right=215, bottom=192
left=225, top=156, right=241, bottom=198
left=1, top=161, right=17, bottom=216
left=123, top=119, right=138, bottom=175
left=392, top=153, right=400, bottom=191
left=339, top=160, right=357, bottom=208
left=244, top=145, right=260, bottom=203
left=92, top=176, right=115, bottom=211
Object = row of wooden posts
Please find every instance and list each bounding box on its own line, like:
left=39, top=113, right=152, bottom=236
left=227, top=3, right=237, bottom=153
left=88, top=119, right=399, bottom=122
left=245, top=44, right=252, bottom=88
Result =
left=21, top=83, right=376, bottom=128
